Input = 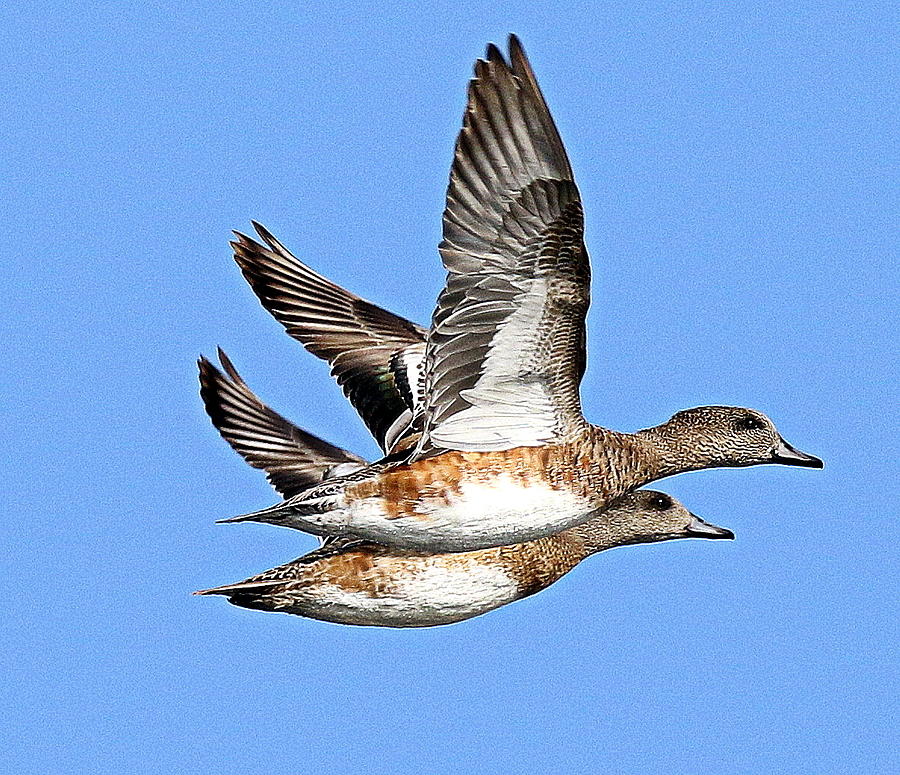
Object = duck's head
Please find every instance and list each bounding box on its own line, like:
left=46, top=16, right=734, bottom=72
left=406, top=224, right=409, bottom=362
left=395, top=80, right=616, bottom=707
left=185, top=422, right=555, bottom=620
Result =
left=646, top=406, right=824, bottom=470
left=577, top=490, right=734, bottom=553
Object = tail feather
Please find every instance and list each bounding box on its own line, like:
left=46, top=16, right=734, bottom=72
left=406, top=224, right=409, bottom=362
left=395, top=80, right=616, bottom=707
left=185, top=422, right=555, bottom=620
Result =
left=194, top=579, right=286, bottom=596
left=216, top=495, right=334, bottom=531
left=216, top=503, right=295, bottom=526
left=215, top=513, right=264, bottom=525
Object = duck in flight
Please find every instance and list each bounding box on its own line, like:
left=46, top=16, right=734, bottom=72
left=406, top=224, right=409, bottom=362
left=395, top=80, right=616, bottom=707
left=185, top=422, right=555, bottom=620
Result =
left=197, top=351, right=734, bottom=627
left=216, top=35, right=821, bottom=553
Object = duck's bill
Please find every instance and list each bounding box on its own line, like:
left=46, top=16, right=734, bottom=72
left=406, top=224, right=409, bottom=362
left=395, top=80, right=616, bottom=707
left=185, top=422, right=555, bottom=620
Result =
left=771, top=437, right=824, bottom=468
left=686, top=514, right=735, bottom=540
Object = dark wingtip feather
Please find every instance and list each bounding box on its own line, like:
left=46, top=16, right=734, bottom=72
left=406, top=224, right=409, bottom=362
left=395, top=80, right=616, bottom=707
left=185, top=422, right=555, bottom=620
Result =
left=215, top=346, right=245, bottom=386
left=197, top=354, right=229, bottom=426
left=198, top=347, right=366, bottom=497
left=485, top=42, right=506, bottom=65
left=508, top=33, right=525, bottom=59
left=224, top=222, right=427, bottom=452
left=251, top=220, right=276, bottom=244
left=231, top=232, right=256, bottom=254
left=197, top=353, right=220, bottom=391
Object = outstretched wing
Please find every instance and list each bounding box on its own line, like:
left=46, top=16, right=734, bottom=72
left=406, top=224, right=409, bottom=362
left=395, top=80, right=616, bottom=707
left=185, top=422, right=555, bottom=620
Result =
left=198, top=348, right=367, bottom=498
left=232, top=222, right=427, bottom=453
left=417, top=35, right=591, bottom=456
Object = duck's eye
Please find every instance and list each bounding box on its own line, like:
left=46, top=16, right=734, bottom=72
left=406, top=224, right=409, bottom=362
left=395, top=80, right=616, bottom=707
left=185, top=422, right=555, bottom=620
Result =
left=649, top=494, right=672, bottom=511
left=736, top=415, right=765, bottom=432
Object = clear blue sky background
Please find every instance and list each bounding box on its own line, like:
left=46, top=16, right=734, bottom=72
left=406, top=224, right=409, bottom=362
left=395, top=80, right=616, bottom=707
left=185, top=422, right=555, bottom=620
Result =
left=2, top=2, right=897, bottom=773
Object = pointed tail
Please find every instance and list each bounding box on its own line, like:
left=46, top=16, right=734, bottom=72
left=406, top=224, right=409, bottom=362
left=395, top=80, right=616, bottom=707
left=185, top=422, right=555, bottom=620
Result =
left=216, top=495, right=337, bottom=535
left=194, top=578, right=286, bottom=596
left=216, top=501, right=297, bottom=526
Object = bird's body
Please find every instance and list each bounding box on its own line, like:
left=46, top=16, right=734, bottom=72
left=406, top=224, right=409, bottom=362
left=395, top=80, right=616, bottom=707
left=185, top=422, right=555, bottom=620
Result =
left=197, top=355, right=733, bottom=625
left=202, top=544, right=534, bottom=627
left=199, top=490, right=732, bottom=627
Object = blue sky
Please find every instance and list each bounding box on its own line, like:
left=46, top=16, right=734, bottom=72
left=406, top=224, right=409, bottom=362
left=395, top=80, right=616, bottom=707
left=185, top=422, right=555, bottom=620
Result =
left=2, top=1, right=897, bottom=773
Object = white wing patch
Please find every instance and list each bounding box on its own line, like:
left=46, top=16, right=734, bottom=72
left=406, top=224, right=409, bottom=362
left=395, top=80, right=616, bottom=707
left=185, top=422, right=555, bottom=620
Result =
left=429, top=381, right=558, bottom=450
left=428, top=276, right=561, bottom=450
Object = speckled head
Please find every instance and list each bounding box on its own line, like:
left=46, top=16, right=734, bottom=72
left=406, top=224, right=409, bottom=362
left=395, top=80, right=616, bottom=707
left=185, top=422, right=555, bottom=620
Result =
left=643, top=406, right=824, bottom=471
left=574, top=489, right=734, bottom=553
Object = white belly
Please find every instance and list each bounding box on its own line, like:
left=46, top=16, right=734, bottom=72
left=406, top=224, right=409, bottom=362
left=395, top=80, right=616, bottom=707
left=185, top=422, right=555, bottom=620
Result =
left=279, top=560, right=522, bottom=627
left=344, top=477, right=592, bottom=551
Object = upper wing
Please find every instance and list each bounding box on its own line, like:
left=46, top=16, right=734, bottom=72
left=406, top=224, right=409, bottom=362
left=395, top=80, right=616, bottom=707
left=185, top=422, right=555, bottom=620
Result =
left=198, top=348, right=367, bottom=499
left=232, top=222, right=427, bottom=453
left=416, top=35, right=591, bottom=455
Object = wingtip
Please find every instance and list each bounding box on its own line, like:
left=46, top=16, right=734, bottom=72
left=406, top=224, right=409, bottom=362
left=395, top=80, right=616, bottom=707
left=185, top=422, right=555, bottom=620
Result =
left=214, top=347, right=243, bottom=384
left=197, top=353, right=222, bottom=391
left=485, top=42, right=505, bottom=64
left=230, top=230, right=266, bottom=268
left=251, top=220, right=276, bottom=246
left=231, top=231, right=259, bottom=256
left=507, top=33, right=533, bottom=77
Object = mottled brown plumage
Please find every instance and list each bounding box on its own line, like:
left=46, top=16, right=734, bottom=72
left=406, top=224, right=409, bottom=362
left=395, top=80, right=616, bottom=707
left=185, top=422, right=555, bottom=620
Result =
left=345, top=437, right=642, bottom=521
left=195, top=346, right=737, bottom=626
left=197, top=490, right=733, bottom=627
left=227, top=399, right=819, bottom=553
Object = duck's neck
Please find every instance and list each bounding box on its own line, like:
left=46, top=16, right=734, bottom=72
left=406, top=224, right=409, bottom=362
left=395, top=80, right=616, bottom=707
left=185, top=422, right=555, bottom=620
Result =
left=501, top=532, right=589, bottom=598
left=568, top=515, right=644, bottom=556
left=552, top=425, right=709, bottom=503
left=576, top=426, right=669, bottom=495
left=633, top=425, right=713, bottom=479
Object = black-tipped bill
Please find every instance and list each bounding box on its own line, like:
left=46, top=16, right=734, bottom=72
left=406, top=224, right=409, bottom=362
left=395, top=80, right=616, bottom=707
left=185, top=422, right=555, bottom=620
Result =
left=771, top=437, right=824, bottom=468
left=685, top=514, right=735, bottom=540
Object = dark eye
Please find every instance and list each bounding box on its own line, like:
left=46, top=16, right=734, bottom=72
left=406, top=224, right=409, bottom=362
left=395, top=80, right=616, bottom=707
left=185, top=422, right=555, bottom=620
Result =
left=736, top=415, right=765, bottom=432
left=649, top=494, right=672, bottom=511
